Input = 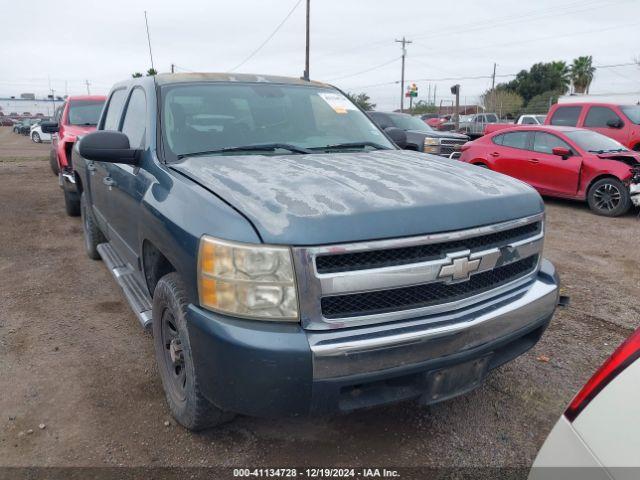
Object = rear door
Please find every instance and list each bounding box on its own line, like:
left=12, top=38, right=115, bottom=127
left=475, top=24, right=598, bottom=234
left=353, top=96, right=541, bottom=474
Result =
left=582, top=105, right=629, bottom=147
left=490, top=131, right=537, bottom=186
left=104, top=87, right=149, bottom=268
left=529, top=131, right=581, bottom=196
left=88, top=88, right=127, bottom=231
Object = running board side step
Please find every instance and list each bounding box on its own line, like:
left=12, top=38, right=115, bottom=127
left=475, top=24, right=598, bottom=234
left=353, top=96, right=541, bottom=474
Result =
left=97, top=243, right=153, bottom=330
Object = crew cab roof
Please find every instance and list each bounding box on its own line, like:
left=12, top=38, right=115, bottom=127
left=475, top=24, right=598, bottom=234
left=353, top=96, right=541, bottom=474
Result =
left=155, top=72, right=331, bottom=87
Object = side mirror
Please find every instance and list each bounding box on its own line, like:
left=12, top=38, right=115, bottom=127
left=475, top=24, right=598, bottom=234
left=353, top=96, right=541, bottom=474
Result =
left=78, top=131, right=140, bottom=164
left=40, top=121, right=59, bottom=134
left=606, top=118, right=623, bottom=129
left=552, top=147, right=571, bottom=159
left=384, top=127, right=407, bottom=148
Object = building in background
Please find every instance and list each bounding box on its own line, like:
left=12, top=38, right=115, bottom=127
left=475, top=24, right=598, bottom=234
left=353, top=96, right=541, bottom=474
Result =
left=0, top=95, right=63, bottom=117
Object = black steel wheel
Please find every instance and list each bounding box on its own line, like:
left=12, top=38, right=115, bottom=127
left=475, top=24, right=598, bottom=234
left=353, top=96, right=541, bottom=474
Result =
left=159, top=307, right=187, bottom=404
left=152, top=273, right=234, bottom=430
left=587, top=177, right=630, bottom=217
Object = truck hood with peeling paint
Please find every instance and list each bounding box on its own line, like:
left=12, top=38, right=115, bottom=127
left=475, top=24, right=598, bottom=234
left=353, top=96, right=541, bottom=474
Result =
left=170, top=150, right=543, bottom=245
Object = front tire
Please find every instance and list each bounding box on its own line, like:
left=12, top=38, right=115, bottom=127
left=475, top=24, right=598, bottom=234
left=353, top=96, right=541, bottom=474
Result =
left=81, top=192, right=105, bottom=260
left=587, top=177, right=630, bottom=217
left=152, top=272, right=234, bottom=431
left=32, top=132, right=41, bottom=143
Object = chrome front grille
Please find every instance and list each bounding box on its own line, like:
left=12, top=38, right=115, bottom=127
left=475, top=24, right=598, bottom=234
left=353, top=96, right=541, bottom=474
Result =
left=292, top=214, right=544, bottom=330
left=439, top=138, right=467, bottom=156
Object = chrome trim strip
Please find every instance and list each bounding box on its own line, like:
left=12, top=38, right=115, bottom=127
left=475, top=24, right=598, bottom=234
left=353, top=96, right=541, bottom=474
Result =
left=317, top=232, right=543, bottom=295
left=292, top=213, right=544, bottom=330
left=308, top=213, right=543, bottom=258
left=309, top=273, right=559, bottom=379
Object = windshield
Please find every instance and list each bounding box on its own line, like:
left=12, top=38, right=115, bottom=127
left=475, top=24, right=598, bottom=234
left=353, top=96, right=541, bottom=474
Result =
left=565, top=130, right=628, bottom=152
left=68, top=100, right=105, bottom=126
left=535, top=115, right=546, bottom=124
left=161, top=83, right=393, bottom=158
left=621, top=105, right=640, bottom=125
left=387, top=114, right=433, bottom=132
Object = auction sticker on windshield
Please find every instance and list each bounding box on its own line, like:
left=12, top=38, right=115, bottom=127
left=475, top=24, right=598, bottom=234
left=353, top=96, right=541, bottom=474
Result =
left=318, top=92, right=356, bottom=114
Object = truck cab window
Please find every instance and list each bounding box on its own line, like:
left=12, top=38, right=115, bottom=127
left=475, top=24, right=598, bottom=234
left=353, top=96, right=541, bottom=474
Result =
left=584, top=106, right=622, bottom=128
left=550, top=106, right=581, bottom=126
left=121, top=89, right=147, bottom=149
left=102, top=89, right=127, bottom=131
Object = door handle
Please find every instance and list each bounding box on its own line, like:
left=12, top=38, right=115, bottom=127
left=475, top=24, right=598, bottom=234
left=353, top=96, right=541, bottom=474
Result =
left=490, top=152, right=500, bottom=157
left=529, top=158, right=540, bottom=164
left=102, top=177, right=115, bottom=187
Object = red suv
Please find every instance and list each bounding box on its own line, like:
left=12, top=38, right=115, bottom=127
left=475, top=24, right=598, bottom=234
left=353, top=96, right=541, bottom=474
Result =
left=545, top=102, right=640, bottom=151
left=42, top=95, right=106, bottom=215
left=459, top=125, right=640, bottom=216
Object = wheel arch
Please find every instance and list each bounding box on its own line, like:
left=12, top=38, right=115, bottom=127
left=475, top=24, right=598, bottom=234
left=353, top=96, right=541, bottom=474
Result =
left=142, top=239, right=177, bottom=297
left=585, top=173, right=624, bottom=197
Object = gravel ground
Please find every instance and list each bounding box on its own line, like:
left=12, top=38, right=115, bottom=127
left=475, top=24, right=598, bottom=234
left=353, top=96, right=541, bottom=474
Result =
left=1, top=126, right=639, bottom=470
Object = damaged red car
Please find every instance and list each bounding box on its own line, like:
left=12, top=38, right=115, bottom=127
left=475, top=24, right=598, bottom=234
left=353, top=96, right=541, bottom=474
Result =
left=42, top=95, right=106, bottom=215
left=459, top=125, right=640, bottom=216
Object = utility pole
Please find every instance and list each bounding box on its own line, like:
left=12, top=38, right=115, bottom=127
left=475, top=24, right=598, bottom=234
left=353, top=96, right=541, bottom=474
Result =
left=303, top=0, right=310, bottom=81
left=433, top=85, right=437, bottom=106
left=85, top=80, right=91, bottom=95
left=144, top=11, right=155, bottom=72
left=491, top=62, right=497, bottom=90
left=395, top=37, right=412, bottom=112
left=171, top=63, right=175, bottom=73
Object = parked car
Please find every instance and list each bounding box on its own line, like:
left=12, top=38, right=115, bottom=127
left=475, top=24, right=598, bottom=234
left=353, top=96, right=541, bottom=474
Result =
left=30, top=118, right=52, bottom=143
left=40, top=95, right=106, bottom=215
left=545, top=102, right=640, bottom=151
left=368, top=111, right=469, bottom=157
left=457, top=113, right=500, bottom=138
left=459, top=125, right=640, bottom=216
left=71, top=73, right=559, bottom=430
left=0, top=117, right=17, bottom=127
left=518, top=114, right=546, bottom=125
left=425, top=114, right=452, bottom=130
left=530, top=326, right=640, bottom=479
left=13, top=118, right=38, bottom=134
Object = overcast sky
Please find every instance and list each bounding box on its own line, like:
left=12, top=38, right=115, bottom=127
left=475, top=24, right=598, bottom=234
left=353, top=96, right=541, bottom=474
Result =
left=2, top=0, right=639, bottom=110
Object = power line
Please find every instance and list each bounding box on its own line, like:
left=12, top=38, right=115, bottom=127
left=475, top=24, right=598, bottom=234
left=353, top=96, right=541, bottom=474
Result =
left=229, top=0, right=303, bottom=72
left=326, top=57, right=400, bottom=82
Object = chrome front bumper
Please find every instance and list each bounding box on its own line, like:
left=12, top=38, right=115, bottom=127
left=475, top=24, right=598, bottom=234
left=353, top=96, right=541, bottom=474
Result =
left=308, top=258, right=559, bottom=379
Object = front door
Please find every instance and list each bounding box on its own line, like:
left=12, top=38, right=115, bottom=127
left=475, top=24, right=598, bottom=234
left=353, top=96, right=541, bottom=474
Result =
left=529, top=132, right=581, bottom=197
left=104, top=87, right=148, bottom=269
left=583, top=106, right=629, bottom=147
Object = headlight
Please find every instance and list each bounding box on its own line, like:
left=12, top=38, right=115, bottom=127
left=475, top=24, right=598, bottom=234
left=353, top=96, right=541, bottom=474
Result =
left=423, top=137, right=440, bottom=154
left=198, top=236, right=298, bottom=321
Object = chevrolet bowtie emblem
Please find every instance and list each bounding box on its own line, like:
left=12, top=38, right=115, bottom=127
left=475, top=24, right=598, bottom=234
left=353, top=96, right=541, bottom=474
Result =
left=438, top=254, right=481, bottom=282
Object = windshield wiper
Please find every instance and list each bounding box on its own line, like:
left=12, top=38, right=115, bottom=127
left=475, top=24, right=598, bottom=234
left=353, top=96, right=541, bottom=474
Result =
left=178, top=143, right=313, bottom=159
left=310, top=141, right=391, bottom=151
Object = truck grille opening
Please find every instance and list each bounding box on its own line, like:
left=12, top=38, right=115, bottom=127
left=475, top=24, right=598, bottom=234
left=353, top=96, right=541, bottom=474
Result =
left=320, top=255, right=538, bottom=318
left=315, top=222, right=541, bottom=274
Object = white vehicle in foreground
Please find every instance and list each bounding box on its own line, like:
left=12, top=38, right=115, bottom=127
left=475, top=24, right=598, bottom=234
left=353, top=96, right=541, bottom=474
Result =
left=30, top=121, right=52, bottom=143
left=530, top=327, right=640, bottom=480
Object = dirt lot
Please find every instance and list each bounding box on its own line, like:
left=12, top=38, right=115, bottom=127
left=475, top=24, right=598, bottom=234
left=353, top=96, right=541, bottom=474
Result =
left=1, top=125, right=639, bottom=470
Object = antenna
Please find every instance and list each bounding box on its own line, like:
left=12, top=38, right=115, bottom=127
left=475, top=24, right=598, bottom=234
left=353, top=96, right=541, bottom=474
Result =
left=144, top=11, right=155, bottom=71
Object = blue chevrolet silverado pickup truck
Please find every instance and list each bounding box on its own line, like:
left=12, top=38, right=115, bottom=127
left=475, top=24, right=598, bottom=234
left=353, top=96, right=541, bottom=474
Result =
left=72, top=73, right=559, bottom=430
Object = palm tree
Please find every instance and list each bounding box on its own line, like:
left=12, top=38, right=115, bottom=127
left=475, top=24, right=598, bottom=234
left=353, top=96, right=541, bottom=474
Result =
left=571, top=56, right=596, bottom=94
left=550, top=61, right=571, bottom=93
